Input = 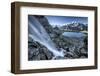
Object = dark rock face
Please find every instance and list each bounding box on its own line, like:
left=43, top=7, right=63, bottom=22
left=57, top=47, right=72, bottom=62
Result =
left=34, top=15, right=54, bottom=34
left=28, top=15, right=88, bottom=60
left=28, top=40, right=53, bottom=60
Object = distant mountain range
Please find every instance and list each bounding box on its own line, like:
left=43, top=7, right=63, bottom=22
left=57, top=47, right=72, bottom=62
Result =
left=53, top=22, right=88, bottom=31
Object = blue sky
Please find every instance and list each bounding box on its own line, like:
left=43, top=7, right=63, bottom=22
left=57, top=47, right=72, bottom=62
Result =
left=45, top=16, right=88, bottom=26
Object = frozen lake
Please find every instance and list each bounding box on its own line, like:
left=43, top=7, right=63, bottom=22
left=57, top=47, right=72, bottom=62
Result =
left=63, top=32, right=85, bottom=38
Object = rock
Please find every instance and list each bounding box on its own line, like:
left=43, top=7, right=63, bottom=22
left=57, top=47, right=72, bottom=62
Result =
left=80, top=48, right=87, bottom=54
left=52, top=56, right=65, bottom=60
left=43, top=49, right=53, bottom=60
left=34, top=15, right=54, bottom=34
left=39, top=54, right=47, bottom=60
left=80, top=56, right=87, bottom=58
left=66, top=52, right=74, bottom=57
left=28, top=39, right=54, bottom=60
